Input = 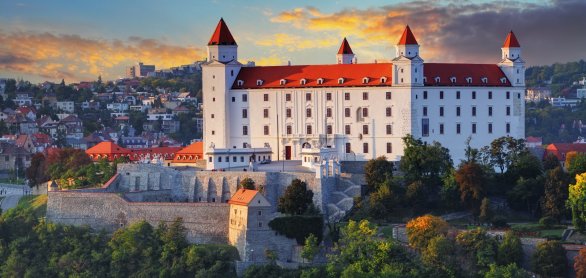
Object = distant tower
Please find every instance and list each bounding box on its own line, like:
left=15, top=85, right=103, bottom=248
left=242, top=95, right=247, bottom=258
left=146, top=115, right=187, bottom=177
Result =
left=336, top=38, right=355, bottom=64
left=498, top=31, right=525, bottom=87
left=202, top=18, right=242, bottom=156
left=392, top=25, right=424, bottom=87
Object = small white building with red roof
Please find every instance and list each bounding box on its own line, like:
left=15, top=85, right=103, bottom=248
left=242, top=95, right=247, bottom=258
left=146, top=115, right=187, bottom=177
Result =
left=202, top=19, right=526, bottom=169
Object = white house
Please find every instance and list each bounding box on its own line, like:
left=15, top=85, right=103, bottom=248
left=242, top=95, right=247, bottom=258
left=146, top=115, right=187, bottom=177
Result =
left=202, top=19, right=525, bottom=169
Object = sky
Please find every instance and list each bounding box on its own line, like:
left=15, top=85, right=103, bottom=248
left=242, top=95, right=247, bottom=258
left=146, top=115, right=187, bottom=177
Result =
left=0, top=0, right=584, bottom=83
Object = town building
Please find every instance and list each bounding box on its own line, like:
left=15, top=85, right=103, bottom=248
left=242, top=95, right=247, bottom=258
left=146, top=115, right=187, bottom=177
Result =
left=202, top=19, right=526, bottom=169
left=526, top=87, right=551, bottom=102
left=56, top=101, right=75, bottom=113
left=126, top=62, right=156, bottom=78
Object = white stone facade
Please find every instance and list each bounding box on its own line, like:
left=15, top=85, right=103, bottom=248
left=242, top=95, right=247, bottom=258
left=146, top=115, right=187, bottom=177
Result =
left=202, top=21, right=525, bottom=169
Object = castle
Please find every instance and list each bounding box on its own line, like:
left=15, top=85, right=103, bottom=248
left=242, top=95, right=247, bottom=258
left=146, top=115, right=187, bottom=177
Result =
left=202, top=19, right=525, bottom=170
left=46, top=18, right=526, bottom=273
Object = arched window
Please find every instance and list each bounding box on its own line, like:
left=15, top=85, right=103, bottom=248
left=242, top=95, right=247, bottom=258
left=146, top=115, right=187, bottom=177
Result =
left=466, top=77, right=472, bottom=84
left=362, top=77, right=369, bottom=84
left=317, top=78, right=324, bottom=85
left=338, top=78, right=344, bottom=84
left=380, top=77, right=387, bottom=83
left=256, top=80, right=263, bottom=86
left=279, top=79, right=286, bottom=85
left=236, top=80, right=244, bottom=86
left=434, top=77, right=440, bottom=83
left=450, top=77, right=456, bottom=83
left=300, top=78, right=307, bottom=85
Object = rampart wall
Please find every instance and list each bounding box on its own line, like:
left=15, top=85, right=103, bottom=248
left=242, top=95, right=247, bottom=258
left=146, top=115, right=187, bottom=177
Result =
left=47, top=191, right=229, bottom=243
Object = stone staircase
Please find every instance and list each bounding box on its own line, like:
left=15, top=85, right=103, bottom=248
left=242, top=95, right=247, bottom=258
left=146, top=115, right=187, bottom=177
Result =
left=325, top=174, right=363, bottom=222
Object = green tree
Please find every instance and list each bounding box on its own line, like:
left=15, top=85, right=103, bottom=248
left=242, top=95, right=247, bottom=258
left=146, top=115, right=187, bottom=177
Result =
left=507, top=176, right=544, bottom=215
left=440, top=169, right=461, bottom=211
left=238, top=178, right=256, bottom=190
left=301, top=233, right=320, bottom=263
left=568, top=173, right=586, bottom=232
left=496, top=231, right=523, bottom=266
left=278, top=179, right=315, bottom=215
left=108, top=220, right=161, bottom=278
left=484, top=264, right=530, bottom=278
left=157, top=218, right=188, bottom=277
left=542, top=166, right=569, bottom=221
left=327, top=220, right=422, bottom=277
left=543, top=153, right=560, bottom=171
left=456, top=161, right=487, bottom=215
left=364, top=156, right=393, bottom=192
left=481, top=137, right=527, bottom=173
left=405, top=214, right=449, bottom=250
left=567, top=152, right=586, bottom=177
left=400, top=135, right=453, bottom=188
left=421, top=235, right=458, bottom=277
left=531, top=240, right=567, bottom=278
left=456, top=228, right=498, bottom=274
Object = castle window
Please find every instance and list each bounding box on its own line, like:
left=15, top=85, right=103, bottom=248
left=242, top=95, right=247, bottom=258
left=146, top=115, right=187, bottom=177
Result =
left=488, top=106, right=493, bottom=116
left=363, top=107, right=368, bottom=117
left=435, top=77, right=440, bottom=83
left=345, top=108, right=350, bottom=117
left=345, top=125, right=351, bottom=135
left=218, top=157, right=222, bottom=162
left=439, top=123, right=444, bottom=134
left=286, top=108, right=292, bottom=118
left=327, top=125, right=333, bottom=134
left=472, top=91, right=476, bottom=99
left=317, top=78, right=324, bottom=85
left=482, top=77, right=488, bottom=84
left=242, top=109, right=247, bottom=118
left=306, top=108, right=312, bottom=118
left=258, top=211, right=262, bottom=216
left=423, top=91, right=428, bottom=99
left=440, top=91, right=444, bottom=99
left=506, top=123, right=511, bottom=133
left=285, top=93, right=291, bottom=101
left=306, top=125, right=312, bottom=135
left=286, top=125, right=292, bottom=135
left=401, top=68, right=404, bottom=73
left=345, top=143, right=351, bottom=153
left=306, top=93, right=311, bottom=101
left=501, top=77, right=507, bottom=84
left=506, top=91, right=510, bottom=99
left=242, top=94, right=247, bottom=102
left=231, top=70, right=234, bottom=76
left=264, top=126, right=269, bottom=135
left=326, top=108, right=332, bottom=117
left=363, top=92, right=368, bottom=100
left=466, top=77, right=472, bottom=84
left=386, top=124, right=393, bottom=135
left=300, top=78, right=307, bottom=85
left=423, top=76, right=427, bottom=83
left=457, top=91, right=461, bottom=99
left=488, top=123, right=493, bottom=134
left=338, top=78, right=344, bottom=84
left=263, top=109, right=269, bottom=118
left=386, top=92, right=392, bottom=99
left=258, top=222, right=262, bottom=227
left=450, top=77, right=456, bottom=83
left=363, top=143, right=369, bottom=153
left=264, top=94, right=269, bottom=101
left=472, top=123, right=477, bottom=134
left=456, top=123, right=461, bottom=134
left=209, top=157, right=212, bottom=162
left=362, top=125, right=369, bottom=135
left=256, top=80, right=263, bottom=86
left=242, top=126, right=248, bottom=135
left=387, top=143, right=392, bottom=153
left=362, top=77, right=369, bottom=84
left=380, top=77, right=387, bottom=83
left=237, top=80, right=244, bottom=86
left=386, top=107, right=392, bottom=117
left=280, top=79, right=286, bottom=85
left=345, top=93, right=350, bottom=100
left=488, top=91, right=493, bottom=99
left=326, top=93, right=332, bottom=101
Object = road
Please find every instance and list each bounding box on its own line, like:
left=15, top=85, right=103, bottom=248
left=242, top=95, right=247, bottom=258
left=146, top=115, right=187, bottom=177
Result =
left=0, top=184, right=26, bottom=212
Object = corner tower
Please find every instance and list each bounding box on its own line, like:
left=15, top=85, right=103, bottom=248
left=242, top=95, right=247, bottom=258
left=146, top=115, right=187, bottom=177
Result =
left=202, top=18, right=242, bottom=155
left=207, top=18, right=238, bottom=63
left=336, top=38, right=355, bottom=64
left=392, top=25, right=424, bottom=87
left=498, top=31, right=525, bottom=87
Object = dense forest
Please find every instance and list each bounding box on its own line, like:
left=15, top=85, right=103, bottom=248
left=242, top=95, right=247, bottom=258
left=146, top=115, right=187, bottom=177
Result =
left=526, top=59, right=586, bottom=96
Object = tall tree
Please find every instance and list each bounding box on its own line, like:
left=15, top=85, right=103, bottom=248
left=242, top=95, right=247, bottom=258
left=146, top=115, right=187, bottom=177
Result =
left=400, top=135, right=453, bottom=186
left=568, top=173, right=586, bottom=232
left=496, top=231, right=523, bottom=266
left=542, top=166, right=569, bottom=222
left=364, top=156, right=393, bottom=193
left=481, top=136, right=526, bottom=173
left=278, top=179, right=315, bottom=215
left=531, top=241, right=567, bottom=278
left=25, top=153, right=49, bottom=187
left=405, top=214, right=449, bottom=251
left=543, top=153, right=560, bottom=171
left=456, top=161, right=487, bottom=215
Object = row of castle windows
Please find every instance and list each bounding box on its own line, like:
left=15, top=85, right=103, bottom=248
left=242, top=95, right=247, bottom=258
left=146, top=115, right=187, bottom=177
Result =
left=425, top=105, right=512, bottom=117
left=250, top=123, right=393, bottom=136
left=426, top=122, right=511, bottom=136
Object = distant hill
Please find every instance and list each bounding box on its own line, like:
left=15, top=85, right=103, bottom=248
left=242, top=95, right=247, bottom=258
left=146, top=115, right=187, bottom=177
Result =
left=526, top=60, right=586, bottom=97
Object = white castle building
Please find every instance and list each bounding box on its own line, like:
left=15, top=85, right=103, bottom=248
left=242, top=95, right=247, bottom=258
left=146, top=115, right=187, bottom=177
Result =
left=202, top=18, right=525, bottom=169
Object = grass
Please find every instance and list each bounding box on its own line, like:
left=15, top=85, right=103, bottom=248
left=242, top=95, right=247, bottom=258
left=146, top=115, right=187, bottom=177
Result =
left=16, top=194, right=48, bottom=217
left=509, top=222, right=567, bottom=239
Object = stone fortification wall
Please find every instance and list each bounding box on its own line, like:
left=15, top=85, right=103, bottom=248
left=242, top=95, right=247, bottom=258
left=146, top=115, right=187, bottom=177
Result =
left=340, top=161, right=367, bottom=174
left=47, top=191, right=229, bottom=243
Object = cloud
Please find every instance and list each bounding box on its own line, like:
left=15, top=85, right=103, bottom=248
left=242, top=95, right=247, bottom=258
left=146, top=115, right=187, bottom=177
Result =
left=0, top=30, right=205, bottom=82
left=270, top=0, right=586, bottom=66
left=255, top=33, right=338, bottom=52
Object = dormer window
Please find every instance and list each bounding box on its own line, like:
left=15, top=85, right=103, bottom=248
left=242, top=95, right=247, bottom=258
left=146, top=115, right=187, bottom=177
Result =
left=434, top=77, right=440, bottom=83
left=500, top=77, right=507, bottom=84
left=237, top=80, right=244, bottom=86
left=466, top=77, right=472, bottom=84
left=317, top=78, right=324, bottom=85
left=279, top=79, right=286, bottom=85
left=450, top=77, right=456, bottom=84
left=338, top=78, right=344, bottom=84
left=362, top=77, right=369, bottom=84
left=256, top=80, right=263, bottom=86
left=300, top=78, right=307, bottom=85
left=423, top=77, right=427, bottom=83
left=380, top=77, right=387, bottom=83
left=481, top=77, right=488, bottom=84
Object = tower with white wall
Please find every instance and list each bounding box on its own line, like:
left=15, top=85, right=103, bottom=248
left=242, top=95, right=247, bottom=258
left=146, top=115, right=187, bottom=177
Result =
left=336, top=38, right=355, bottom=64
left=498, top=31, right=525, bottom=87
left=392, top=26, right=424, bottom=87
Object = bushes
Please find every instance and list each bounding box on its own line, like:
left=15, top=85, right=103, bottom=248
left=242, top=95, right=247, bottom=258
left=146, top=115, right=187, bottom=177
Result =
left=268, top=216, right=323, bottom=245
left=539, top=216, right=556, bottom=228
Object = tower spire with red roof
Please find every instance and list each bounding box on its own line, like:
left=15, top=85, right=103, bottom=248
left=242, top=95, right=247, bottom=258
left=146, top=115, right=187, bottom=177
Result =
left=206, top=18, right=238, bottom=63
left=336, top=37, right=356, bottom=64
left=397, top=25, right=418, bottom=45
left=502, top=30, right=520, bottom=48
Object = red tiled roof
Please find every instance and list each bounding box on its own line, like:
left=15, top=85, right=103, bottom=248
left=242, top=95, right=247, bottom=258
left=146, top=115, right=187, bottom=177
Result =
left=32, top=133, right=51, bottom=144
left=172, top=142, right=203, bottom=163
left=397, top=25, right=418, bottom=45
left=526, top=136, right=542, bottom=143
left=424, top=63, right=511, bottom=87
left=228, top=189, right=259, bottom=206
left=15, top=135, right=28, bottom=147
left=337, top=38, right=354, bottom=54
left=503, top=31, right=520, bottom=48
left=233, top=63, right=393, bottom=89
left=545, top=143, right=586, bottom=161
left=208, top=18, right=236, bottom=46
left=232, top=62, right=511, bottom=89
left=86, top=141, right=130, bottom=155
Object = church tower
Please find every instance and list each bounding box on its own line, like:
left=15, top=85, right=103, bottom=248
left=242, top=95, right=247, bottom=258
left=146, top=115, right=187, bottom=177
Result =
left=202, top=18, right=242, bottom=154
left=392, top=25, right=424, bottom=87
left=336, top=38, right=355, bottom=64
left=498, top=31, right=525, bottom=87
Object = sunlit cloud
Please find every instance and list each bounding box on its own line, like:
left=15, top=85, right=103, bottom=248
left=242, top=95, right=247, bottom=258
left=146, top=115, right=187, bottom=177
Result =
left=255, top=33, right=338, bottom=52
left=0, top=30, right=205, bottom=82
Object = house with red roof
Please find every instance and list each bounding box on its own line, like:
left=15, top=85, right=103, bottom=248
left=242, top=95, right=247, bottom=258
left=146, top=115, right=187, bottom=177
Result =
left=85, top=141, right=182, bottom=162
left=545, top=143, right=586, bottom=163
left=171, top=141, right=204, bottom=166
left=200, top=19, right=526, bottom=170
